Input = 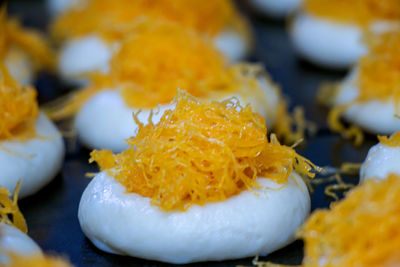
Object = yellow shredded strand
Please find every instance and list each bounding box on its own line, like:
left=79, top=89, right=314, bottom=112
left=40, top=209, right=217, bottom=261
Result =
left=0, top=64, right=38, bottom=141
left=45, top=20, right=263, bottom=121
left=0, top=6, right=55, bottom=71
left=50, top=0, right=241, bottom=42
left=304, top=0, right=400, bottom=26
left=299, top=174, right=400, bottom=267
left=0, top=181, right=27, bottom=233
left=6, top=253, right=73, bottom=267
left=90, top=92, right=317, bottom=211
left=378, top=130, right=400, bottom=147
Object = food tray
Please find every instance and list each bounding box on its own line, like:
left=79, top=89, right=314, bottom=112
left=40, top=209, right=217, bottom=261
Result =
left=8, top=1, right=377, bottom=266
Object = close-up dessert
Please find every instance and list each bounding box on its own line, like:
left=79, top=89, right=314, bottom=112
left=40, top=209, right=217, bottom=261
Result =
left=290, top=0, right=400, bottom=69
left=3, top=0, right=399, bottom=266
left=49, top=0, right=253, bottom=83
left=322, top=30, right=400, bottom=143
left=0, top=64, right=64, bottom=198
left=79, top=92, right=317, bottom=263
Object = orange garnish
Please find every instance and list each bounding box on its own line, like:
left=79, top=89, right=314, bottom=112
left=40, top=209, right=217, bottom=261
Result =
left=90, top=92, right=317, bottom=211
left=50, top=0, right=239, bottom=42
left=6, top=253, right=73, bottom=267
left=299, top=174, right=400, bottom=267
left=0, top=64, right=38, bottom=140
left=304, top=0, right=400, bottom=26
left=0, top=6, right=55, bottom=71
left=46, top=20, right=266, bottom=121
left=0, top=181, right=27, bottom=233
left=378, top=131, right=400, bottom=147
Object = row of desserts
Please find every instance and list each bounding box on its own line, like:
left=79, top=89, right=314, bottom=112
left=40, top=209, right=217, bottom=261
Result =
left=0, top=0, right=400, bottom=266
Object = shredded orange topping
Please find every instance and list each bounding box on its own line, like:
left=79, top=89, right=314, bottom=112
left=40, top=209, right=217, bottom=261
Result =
left=50, top=0, right=241, bottom=42
left=357, top=31, right=400, bottom=104
left=47, top=20, right=262, bottom=120
left=0, top=6, right=55, bottom=71
left=304, top=0, right=400, bottom=26
left=0, top=64, right=38, bottom=140
left=90, top=92, right=317, bottom=211
left=325, top=31, right=400, bottom=145
left=299, top=174, right=400, bottom=267
left=0, top=181, right=27, bottom=233
left=378, top=131, right=400, bottom=147
left=6, top=253, right=73, bottom=267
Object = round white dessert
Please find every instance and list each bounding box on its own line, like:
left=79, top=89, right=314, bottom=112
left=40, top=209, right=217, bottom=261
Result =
left=58, top=35, right=113, bottom=85
left=248, top=0, right=302, bottom=18
left=75, top=78, right=280, bottom=152
left=0, top=223, right=41, bottom=263
left=334, top=69, right=400, bottom=135
left=290, top=12, right=367, bottom=69
left=0, top=113, right=65, bottom=198
left=360, top=142, right=400, bottom=183
left=78, top=171, right=310, bottom=264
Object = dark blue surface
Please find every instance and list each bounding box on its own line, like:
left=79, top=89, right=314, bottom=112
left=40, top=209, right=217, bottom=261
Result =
left=9, top=1, right=379, bottom=266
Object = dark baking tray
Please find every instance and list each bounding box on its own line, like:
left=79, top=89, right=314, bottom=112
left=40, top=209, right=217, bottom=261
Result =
left=8, top=1, right=378, bottom=266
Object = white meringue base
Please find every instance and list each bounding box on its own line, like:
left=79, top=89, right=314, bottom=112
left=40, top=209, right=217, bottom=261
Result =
left=4, top=47, right=34, bottom=86
left=78, top=171, right=310, bottom=263
left=360, top=142, right=400, bottom=183
left=0, top=113, right=65, bottom=198
left=290, top=13, right=367, bottom=69
left=0, top=223, right=42, bottom=264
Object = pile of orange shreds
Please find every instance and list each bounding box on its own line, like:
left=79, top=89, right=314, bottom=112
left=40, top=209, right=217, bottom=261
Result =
left=0, top=7, right=54, bottom=71
left=50, top=0, right=238, bottom=42
left=304, top=0, right=400, bottom=26
left=0, top=182, right=27, bottom=233
left=358, top=31, right=400, bottom=104
left=299, top=174, right=400, bottom=267
left=0, top=64, right=38, bottom=140
left=378, top=131, right=400, bottom=147
left=47, top=20, right=258, bottom=119
left=6, top=254, right=73, bottom=267
left=326, top=31, right=400, bottom=145
left=90, top=92, right=317, bottom=211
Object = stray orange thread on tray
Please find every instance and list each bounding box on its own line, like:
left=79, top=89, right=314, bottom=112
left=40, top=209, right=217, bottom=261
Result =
left=90, top=92, right=317, bottom=211
left=304, top=0, right=400, bottom=26
left=299, top=174, right=400, bottom=267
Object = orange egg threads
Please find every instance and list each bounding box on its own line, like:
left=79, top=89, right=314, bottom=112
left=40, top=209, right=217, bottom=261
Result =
left=358, top=31, right=400, bottom=104
left=51, top=0, right=236, bottom=41
left=300, top=174, right=400, bottom=267
left=90, top=92, right=316, bottom=211
left=48, top=20, right=261, bottom=120
left=304, top=0, right=400, bottom=26
left=378, top=131, right=400, bottom=147
left=0, top=7, right=55, bottom=71
left=7, top=254, right=73, bottom=267
left=0, top=182, right=27, bottom=233
left=0, top=65, right=38, bottom=140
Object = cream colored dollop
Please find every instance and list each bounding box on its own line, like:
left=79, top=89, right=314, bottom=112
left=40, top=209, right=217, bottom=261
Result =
left=78, top=171, right=310, bottom=263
